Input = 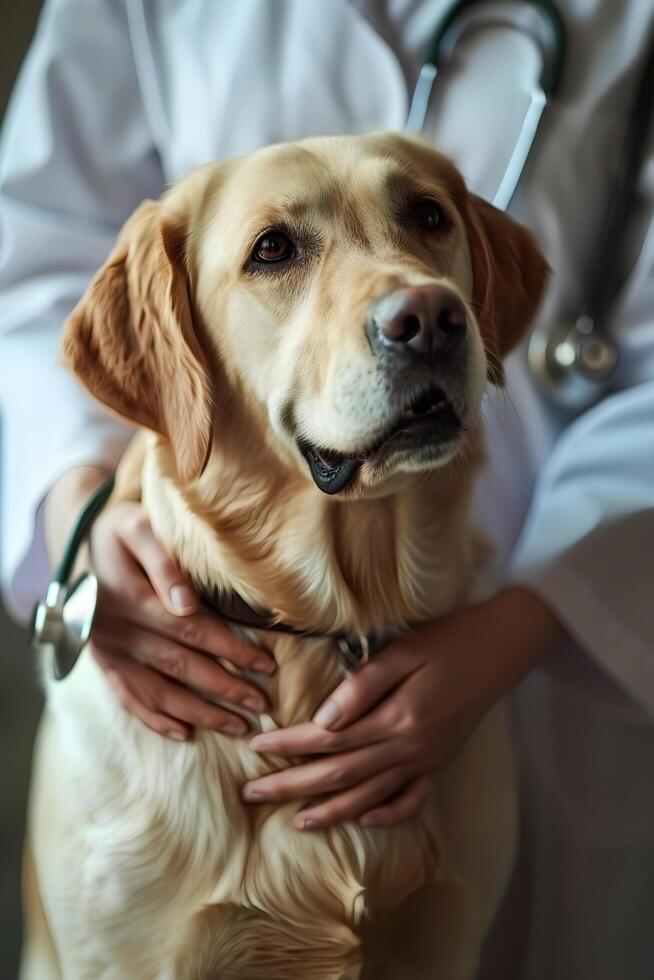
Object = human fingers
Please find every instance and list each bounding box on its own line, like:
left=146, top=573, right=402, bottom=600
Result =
left=292, top=767, right=426, bottom=830
left=92, top=505, right=275, bottom=675
left=101, top=654, right=192, bottom=741
left=92, top=620, right=267, bottom=713
left=241, top=741, right=407, bottom=805
left=150, top=608, right=276, bottom=675
left=92, top=502, right=197, bottom=616
left=311, top=640, right=422, bottom=732
left=359, top=775, right=432, bottom=828
left=92, top=643, right=250, bottom=739
left=249, top=697, right=400, bottom=757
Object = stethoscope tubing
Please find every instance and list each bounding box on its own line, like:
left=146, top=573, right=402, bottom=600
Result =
left=406, top=0, right=566, bottom=211
left=492, top=84, right=546, bottom=210
left=421, top=0, right=566, bottom=99
left=405, top=0, right=654, bottom=406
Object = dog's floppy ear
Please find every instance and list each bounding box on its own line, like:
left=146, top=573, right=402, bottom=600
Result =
left=465, top=195, right=548, bottom=384
left=62, top=200, right=212, bottom=482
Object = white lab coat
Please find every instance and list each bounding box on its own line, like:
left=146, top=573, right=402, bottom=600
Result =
left=1, top=2, right=653, bottom=977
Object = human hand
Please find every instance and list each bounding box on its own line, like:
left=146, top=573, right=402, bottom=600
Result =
left=45, top=466, right=275, bottom=741
left=243, top=588, right=560, bottom=829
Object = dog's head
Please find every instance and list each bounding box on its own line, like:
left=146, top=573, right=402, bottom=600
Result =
left=63, top=134, right=547, bottom=495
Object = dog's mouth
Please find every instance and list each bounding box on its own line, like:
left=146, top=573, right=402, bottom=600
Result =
left=299, top=386, right=462, bottom=494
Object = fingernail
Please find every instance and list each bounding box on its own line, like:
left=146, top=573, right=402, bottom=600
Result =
left=220, top=720, right=248, bottom=736
left=295, top=817, right=317, bottom=831
left=312, top=699, right=341, bottom=730
left=249, top=735, right=272, bottom=752
left=166, top=730, right=187, bottom=742
left=242, top=785, right=265, bottom=802
left=170, top=584, right=197, bottom=613
left=252, top=655, right=276, bottom=674
left=241, top=695, right=265, bottom=713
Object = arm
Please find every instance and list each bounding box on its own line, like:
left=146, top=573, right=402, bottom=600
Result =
left=44, top=466, right=275, bottom=740
left=0, top=0, right=162, bottom=616
left=242, top=378, right=654, bottom=823
left=242, top=587, right=561, bottom=828
left=243, top=376, right=654, bottom=824
left=244, top=135, right=654, bottom=823
left=510, top=382, right=654, bottom=712
left=1, top=0, right=273, bottom=736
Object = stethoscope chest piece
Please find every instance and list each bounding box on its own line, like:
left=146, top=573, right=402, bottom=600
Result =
left=527, top=314, right=619, bottom=410
left=30, top=475, right=115, bottom=680
left=31, top=572, right=99, bottom=680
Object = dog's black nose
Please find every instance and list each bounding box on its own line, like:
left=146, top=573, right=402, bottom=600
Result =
left=369, top=284, right=467, bottom=359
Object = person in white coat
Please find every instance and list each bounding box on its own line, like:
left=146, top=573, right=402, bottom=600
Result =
left=1, top=2, right=653, bottom=978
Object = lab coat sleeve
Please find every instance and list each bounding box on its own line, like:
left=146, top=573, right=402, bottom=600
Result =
left=0, top=0, right=164, bottom=618
left=510, top=251, right=654, bottom=712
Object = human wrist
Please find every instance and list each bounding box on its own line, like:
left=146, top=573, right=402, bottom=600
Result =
left=498, top=585, right=562, bottom=646
left=482, top=585, right=564, bottom=695
left=44, top=465, right=112, bottom=569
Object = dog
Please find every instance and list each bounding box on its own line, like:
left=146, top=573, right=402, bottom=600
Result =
left=22, top=133, right=547, bottom=979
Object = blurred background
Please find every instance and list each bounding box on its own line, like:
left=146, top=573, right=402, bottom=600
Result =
left=1, top=4, right=46, bottom=976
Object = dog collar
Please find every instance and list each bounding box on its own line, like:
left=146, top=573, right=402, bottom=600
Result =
left=32, top=470, right=389, bottom=678
left=197, top=585, right=390, bottom=671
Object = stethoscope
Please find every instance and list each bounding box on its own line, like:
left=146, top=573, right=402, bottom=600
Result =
left=407, top=0, right=654, bottom=410
left=30, top=0, right=654, bottom=678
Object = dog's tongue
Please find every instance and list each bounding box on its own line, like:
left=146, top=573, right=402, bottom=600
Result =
left=302, top=446, right=361, bottom=494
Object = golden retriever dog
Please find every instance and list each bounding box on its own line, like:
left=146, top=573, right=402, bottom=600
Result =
left=23, top=133, right=546, bottom=980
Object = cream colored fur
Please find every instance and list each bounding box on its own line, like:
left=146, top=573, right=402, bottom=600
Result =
left=22, top=134, right=546, bottom=979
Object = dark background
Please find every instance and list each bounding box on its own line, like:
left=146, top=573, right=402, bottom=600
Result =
left=1, top=2, right=47, bottom=976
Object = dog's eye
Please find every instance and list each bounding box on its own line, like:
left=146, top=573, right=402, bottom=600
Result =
left=413, top=200, right=443, bottom=232
left=252, top=231, right=294, bottom=263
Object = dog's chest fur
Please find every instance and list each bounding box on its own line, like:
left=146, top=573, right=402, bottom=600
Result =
left=44, top=638, right=446, bottom=979
left=39, top=431, right=510, bottom=980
